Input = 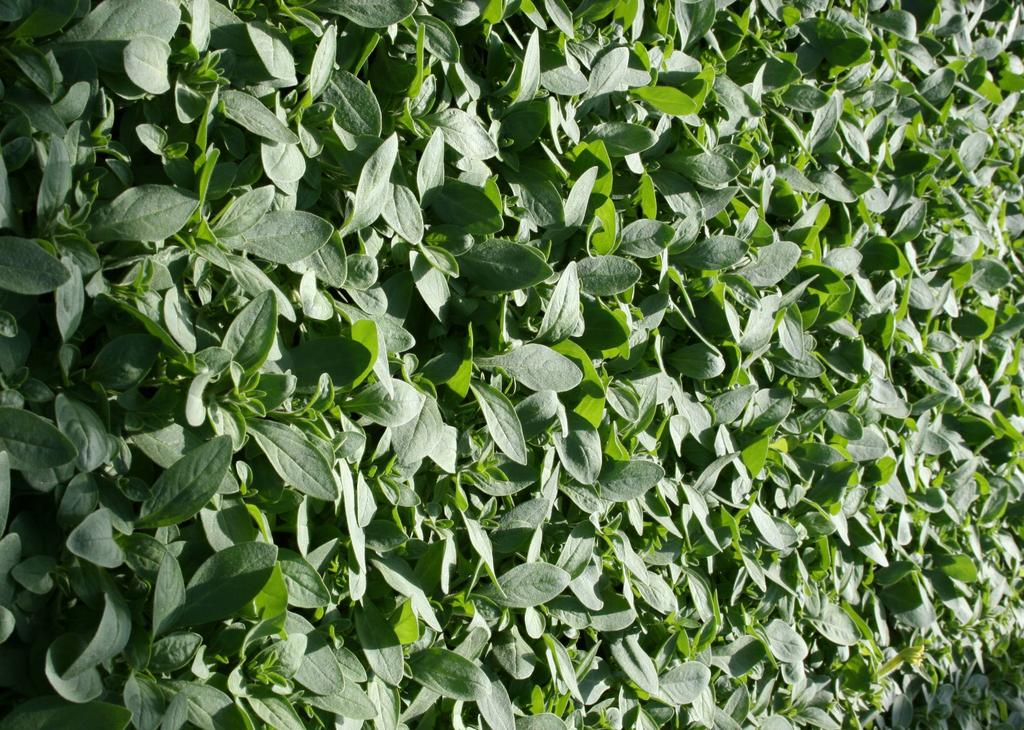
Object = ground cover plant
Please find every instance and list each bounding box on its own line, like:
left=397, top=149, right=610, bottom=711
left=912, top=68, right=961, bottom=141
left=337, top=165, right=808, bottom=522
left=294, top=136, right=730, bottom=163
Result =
left=0, top=0, right=1022, bottom=727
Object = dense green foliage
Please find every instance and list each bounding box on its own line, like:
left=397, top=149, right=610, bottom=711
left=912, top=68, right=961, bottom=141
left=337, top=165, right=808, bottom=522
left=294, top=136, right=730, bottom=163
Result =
left=0, top=0, right=1023, bottom=728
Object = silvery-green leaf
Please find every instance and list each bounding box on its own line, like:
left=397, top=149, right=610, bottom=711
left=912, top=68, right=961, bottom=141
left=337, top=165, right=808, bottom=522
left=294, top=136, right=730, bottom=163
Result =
left=426, top=108, right=498, bottom=161
left=123, top=35, right=171, bottom=94
left=343, top=134, right=398, bottom=234
left=476, top=344, right=582, bottom=393
left=495, top=562, right=570, bottom=608
left=90, top=186, right=198, bottom=242
left=471, top=381, right=528, bottom=465
left=322, top=0, right=417, bottom=27
left=221, top=90, right=299, bottom=144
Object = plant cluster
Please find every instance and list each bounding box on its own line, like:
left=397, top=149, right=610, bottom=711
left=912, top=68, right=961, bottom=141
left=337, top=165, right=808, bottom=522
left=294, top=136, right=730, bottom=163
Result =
left=0, top=0, right=1022, bottom=728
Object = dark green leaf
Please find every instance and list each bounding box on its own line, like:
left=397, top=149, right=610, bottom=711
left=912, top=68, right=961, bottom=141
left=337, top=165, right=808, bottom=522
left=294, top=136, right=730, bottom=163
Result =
left=176, top=542, right=278, bottom=627
left=460, top=240, right=553, bottom=293
left=138, top=436, right=232, bottom=528
left=0, top=407, right=77, bottom=470
left=0, top=237, right=70, bottom=294
left=408, top=648, right=490, bottom=702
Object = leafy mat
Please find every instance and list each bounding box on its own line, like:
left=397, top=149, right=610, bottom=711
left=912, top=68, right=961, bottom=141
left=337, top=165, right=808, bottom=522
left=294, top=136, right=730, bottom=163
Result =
left=0, top=0, right=1022, bottom=728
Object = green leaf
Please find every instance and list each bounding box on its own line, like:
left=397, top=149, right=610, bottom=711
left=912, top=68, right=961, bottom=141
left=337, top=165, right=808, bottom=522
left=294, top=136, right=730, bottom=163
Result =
left=91, top=334, right=161, bottom=390
left=123, top=35, right=170, bottom=94
left=0, top=452, right=8, bottom=535
left=345, top=379, right=425, bottom=427
left=668, top=342, right=726, bottom=379
left=618, top=219, right=675, bottom=258
left=322, top=0, right=416, bottom=27
left=553, top=413, right=603, bottom=485
left=736, top=240, right=802, bottom=287
left=307, top=24, right=337, bottom=100
left=536, top=262, right=583, bottom=343
left=460, top=239, right=553, bottom=292
left=430, top=180, right=504, bottom=234
left=384, top=184, right=424, bottom=244
left=471, top=381, right=529, bottom=465
left=137, top=436, right=232, bottom=528
left=224, top=210, right=333, bottom=265
left=477, top=344, right=582, bottom=392
left=247, top=21, right=296, bottom=83
left=37, top=138, right=72, bottom=223
left=588, top=122, right=657, bottom=156
left=477, top=680, right=517, bottom=730
left=610, top=634, right=659, bottom=695
left=0, top=407, right=77, bottom=470
left=586, top=46, right=629, bottom=97
left=261, top=141, right=305, bottom=189
left=67, top=509, right=124, bottom=569
left=56, top=261, right=84, bottom=341
left=598, top=459, right=664, bottom=501
left=279, top=549, right=332, bottom=608
left=933, top=554, right=978, bottom=583
left=417, top=128, right=445, bottom=201
left=64, top=588, right=133, bottom=677
left=0, top=236, right=70, bottom=294
left=355, top=605, right=404, bottom=685
left=869, top=9, right=917, bottom=39
left=294, top=631, right=345, bottom=695
left=210, top=186, right=276, bottom=238
left=958, top=132, right=989, bottom=173
left=408, top=648, right=491, bottom=702
left=344, top=134, right=398, bottom=234
left=176, top=542, right=278, bottom=627
left=748, top=502, right=796, bottom=550
left=513, top=30, right=540, bottom=106
left=765, top=619, right=808, bottom=663
left=248, top=420, right=339, bottom=501
left=222, top=290, right=278, bottom=373
left=679, top=236, right=748, bottom=270
left=673, top=151, right=739, bottom=187
left=60, top=0, right=180, bottom=50
left=90, top=186, right=198, bottom=242
left=287, top=331, right=376, bottom=390
left=577, top=255, right=642, bottom=296
left=46, top=636, right=102, bottom=703
left=248, top=696, right=304, bottom=730
left=54, top=394, right=111, bottom=473
left=632, top=86, right=699, bottom=116
left=495, top=562, right=570, bottom=608
left=221, top=90, right=299, bottom=144
left=808, top=93, right=841, bottom=152
left=325, top=70, right=382, bottom=137
left=153, top=553, right=185, bottom=637
left=660, top=661, right=710, bottom=705
left=427, top=108, right=499, bottom=161
left=814, top=603, right=861, bottom=647
left=808, top=169, right=856, bottom=203
left=0, top=699, right=132, bottom=730
left=543, top=0, right=574, bottom=36
left=391, top=395, right=444, bottom=464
